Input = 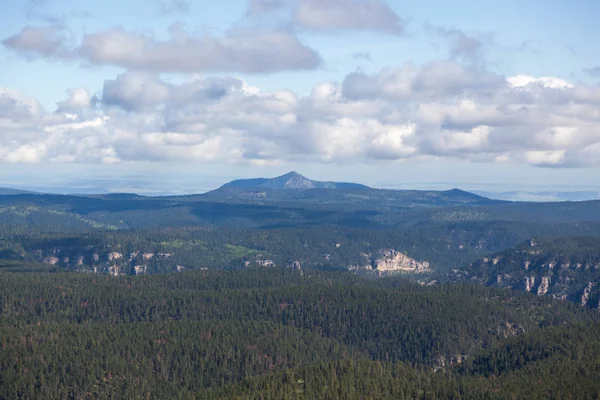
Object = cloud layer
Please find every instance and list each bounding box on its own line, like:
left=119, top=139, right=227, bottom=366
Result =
left=2, top=1, right=598, bottom=170
left=1, top=61, right=600, bottom=167
left=3, top=25, right=322, bottom=73
left=247, top=0, right=405, bottom=34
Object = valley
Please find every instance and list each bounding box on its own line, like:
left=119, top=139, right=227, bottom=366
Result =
left=2, top=172, right=600, bottom=398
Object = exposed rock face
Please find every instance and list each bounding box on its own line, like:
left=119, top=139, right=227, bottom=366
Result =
left=108, top=265, right=120, bottom=276
left=291, top=260, right=302, bottom=271
left=43, top=256, right=60, bottom=265
left=374, top=250, right=430, bottom=273
left=537, top=277, right=550, bottom=295
left=461, top=238, right=600, bottom=309
left=524, top=276, right=535, bottom=292
left=134, top=265, right=147, bottom=275
left=582, top=282, right=594, bottom=306
left=107, top=252, right=123, bottom=262
left=434, top=354, right=468, bottom=371
left=176, top=265, right=185, bottom=272
left=349, top=250, right=429, bottom=275
left=142, top=253, right=154, bottom=260
left=256, top=259, right=275, bottom=267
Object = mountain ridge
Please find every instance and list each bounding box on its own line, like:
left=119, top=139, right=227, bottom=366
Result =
left=220, top=171, right=371, bottom=190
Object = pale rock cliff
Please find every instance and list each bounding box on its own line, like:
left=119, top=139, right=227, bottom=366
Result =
left=537, top=277, right=550, bottom=295
left=374, top=250, right=430, bottom=273
left=581, top=282, right=594, bottom=306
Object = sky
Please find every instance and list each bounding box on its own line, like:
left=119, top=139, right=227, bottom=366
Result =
left=1, top=0, right=600, bottom=194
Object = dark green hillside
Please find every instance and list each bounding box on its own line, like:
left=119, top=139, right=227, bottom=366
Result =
left=215, top=322, right=600, bottom=400
left=0, top=268, right=597, bottom=399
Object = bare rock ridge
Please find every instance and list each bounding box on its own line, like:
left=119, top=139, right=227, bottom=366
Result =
left=220, top=171, right=370, bottom=190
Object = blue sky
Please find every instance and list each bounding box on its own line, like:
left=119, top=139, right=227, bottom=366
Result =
left=1, top=0, right=599, bottom=193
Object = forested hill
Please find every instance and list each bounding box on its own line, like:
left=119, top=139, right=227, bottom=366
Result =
left=1, top=268, right=598, bottom=399
left=219, top=171, right=370, bottom=190
left=455, top=236, right=600, bottom=309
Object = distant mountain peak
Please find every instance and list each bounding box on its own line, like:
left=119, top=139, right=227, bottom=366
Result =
left=219, top=172, right=370, bottom=190
left=271, top=172, right=315, bottom=189
left=281, top=171, right=303, bottom=178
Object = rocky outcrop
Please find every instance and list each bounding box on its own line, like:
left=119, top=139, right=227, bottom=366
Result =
left=537, top=277, right=550, bottom=295
left=581, top=282, right=594, bottom=306
left=290, top=260, right=302, bottom=271
left=43, top=256, right=60, bottom=265
left=349, top=250, right=430, bottom=275
left=489, top=321, right=526, bottom=339
left=460, top=238, right=600, bottom=309
left=434, top=354, right=468, bottom=372
left=256, top=259, right=275, bottom=267
left=374, top=250, right=430, bottom=273
left=524, top=276, right=535, bottom=292
left=107, top=252, right=123, bottom=262
left=134, top=265, right=147, bottom=275
left=108, top=265, right=121, bottom=276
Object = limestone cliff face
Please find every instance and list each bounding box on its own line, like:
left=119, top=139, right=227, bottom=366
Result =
left=460, top=237, right=600, bottom=310
left=374, top=250, right=431, bottom=273
left=30, top=246, right=181, bottom=276
left=107, top=252, right=123, bottom=262
left=43, top=256, right=60, bottom=265
left=582, top=282, right=595, bottom=306
left=134, top=265, right=148, bottom=275
left=524, top=276, right=535, bottom=292
left=350, top=250, right=430, bottom=274
left=537, top=277, right=550, bottom=295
